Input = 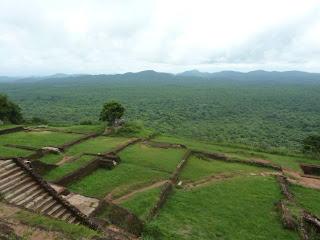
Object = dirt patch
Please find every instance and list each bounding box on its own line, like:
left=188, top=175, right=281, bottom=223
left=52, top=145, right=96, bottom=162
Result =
left=284, top=169, right=320, bottom=190
left=113, top=181, right=168, bottom=203
left=250, top=158, right=272, bottom=164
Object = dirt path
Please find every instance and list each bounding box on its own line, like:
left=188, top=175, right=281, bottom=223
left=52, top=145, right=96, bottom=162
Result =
left=56, top=153, right=83, bottom=165
left=283, top=169, right=320, bottom=190
left=111, top=181, right=168, bottom=203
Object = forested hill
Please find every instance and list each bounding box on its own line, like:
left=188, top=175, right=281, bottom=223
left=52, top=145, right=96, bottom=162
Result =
left=178, top=70, right=320, bottom=83
left=2, top=70, right=320, bottom=84
left=1, top=70, right=320, bottom=153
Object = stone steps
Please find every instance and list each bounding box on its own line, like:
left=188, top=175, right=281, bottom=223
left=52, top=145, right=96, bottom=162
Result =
left=0, top=160, right=79, bottom=225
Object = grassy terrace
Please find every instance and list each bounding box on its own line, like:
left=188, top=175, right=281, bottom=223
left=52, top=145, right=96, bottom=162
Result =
left=142, top=175, right=298, bottom=240
left=68, top=163, right=170, bottom=199
left=118, top=185, right=163, bottom=219
left=0, top=145, right=33, bottom=157
left=289, top=182, right=320, bottom=217
left=0, top=131, right=83, bottom=148
left=118, top=143, right=187, bottom=172
left=47, top=124, right=108, bottom=133
left=152, top=135, right=318, bottom=172
left=38, top=153, right=63, bottom=164
left=42, top=155, right=94, bottom=182
left=65, top=136, right=130, bottom=156
left=0, top=124, right=20, bottom=130
left=179, top=155, right=277, bottom=182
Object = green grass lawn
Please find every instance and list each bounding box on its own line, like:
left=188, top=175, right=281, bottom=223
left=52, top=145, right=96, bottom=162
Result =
left=42, top=155, right=94, bottom=182
left=38, top=153, right=63, bottom=165
left=152, top=135, right=317, bottom=172
left=118, top=143, right=187, bottom=172
left=0, top=131, right=83, bottom=148
left=142, top=175, right=298, bottom=240
left=288, top=183, right=320, bottom=217
left=0, top=145, right=33, bottom=157
left=65, top=136, right=130, bottom=156
left=180, top=156, right=277, bottom=182
left=68, top=163, right=170, bottom=199
left=118, top=185, right=163, bottom=219
left=0, top=124, right=20, bottom=130
left=47, top=123, right=108, bottom=133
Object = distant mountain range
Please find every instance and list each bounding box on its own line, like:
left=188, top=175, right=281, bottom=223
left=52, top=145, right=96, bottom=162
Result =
left=1, top=70, right=320, bottom=83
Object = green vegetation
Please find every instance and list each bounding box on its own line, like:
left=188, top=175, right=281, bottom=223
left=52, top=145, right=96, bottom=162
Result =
left=68, top=163, right=170, bottom=199
left=38, top=153, right=63, bottom=164
left=100, top=101, right=125, bottom=125
left=0, top=93, right=23, bottom=124
left=289, top=183, right=320, bottom=217
left=47, top=123, right=108, bottom=133
left=0, top=131, right=83, bottom=148
left=108, top=121, right=155, bottom=138
left=2, top=76, right=320, bottom=152
left=42, top=155, right=93, bottom=181
left=180, top=156, right=276, bottom=182
left=0, top=145, right=33, bottom=157
left=118, top=143, right=187, bottom=172
left=302, top=135, right=320, bottom=155
left=0, top=123, right=18, bottom=130
left=118, top=185, right=163, bottom=219
left=65, top=136, right=130, bottom=156
left=142, top=176, right=298, bottom=240
left=13, top=209, right=103, bottom=239
left=152, top=135, right=318, bottom=172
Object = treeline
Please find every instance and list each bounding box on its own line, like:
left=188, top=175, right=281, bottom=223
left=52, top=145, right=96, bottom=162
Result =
left=1, top=75, right=320, bottom=153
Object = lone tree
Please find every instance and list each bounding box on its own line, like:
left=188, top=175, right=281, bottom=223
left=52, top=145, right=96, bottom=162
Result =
left=100, top=101, right=125, bottom=126
left=0, top=93, right=23, bottom=124
left=302, top=135, right=320, bottom=155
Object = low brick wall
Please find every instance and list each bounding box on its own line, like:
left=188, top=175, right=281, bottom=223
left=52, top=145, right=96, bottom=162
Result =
left=303, top=211, right=320, bottom=233
left=11, top=158, right=102, bottom=232
left=145, top=182, right=173, bottom=222
left=30, top=160, right=57, bottom=175
left=192, top=150, right=282, bottom=171
left=98, top=200, right=143, bottom=236
left=275, top=200, right=298, bottom=229
left=25, top=150, right=47, bottom=161
left=150, top=142, right=186, bottom=149
left=0, top=126, right=24, bottom=135
left=4, top=144, right=40, bottom=151
left=276, top=175, right=297, bottom=203
left=52, top=158, right=100, bottom=186
left=170, top=150, right=192, bottom=183
left=58, top=133, right=99, bottom=151
left=300, top=163, right=320, bottom=176
left=104, top=138, right=140, bottom=154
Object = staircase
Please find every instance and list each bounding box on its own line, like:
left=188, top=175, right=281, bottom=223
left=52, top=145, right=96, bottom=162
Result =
left=0, top=159, right=81, bottom=225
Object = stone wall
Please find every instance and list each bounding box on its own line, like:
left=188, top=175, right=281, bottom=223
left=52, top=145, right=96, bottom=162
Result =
left=0, top=126, right=24, bottom=135
left=58, top=133, right=99, bottom=151
left=145, top=182, right=173, bottom=222
left=170, top=150, right=192, bottom=183
left=97, top=200, right=143, bottom=236
left=52, top=158, right=100, bottom=186
left=30, top=160, right=57, bottom=175
left=300, top=163, right=320, bottom=176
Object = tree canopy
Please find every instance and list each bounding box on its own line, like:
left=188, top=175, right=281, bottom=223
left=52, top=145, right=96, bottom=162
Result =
left=0, top=93, right=23, bottom=124
left=100, top=101, right=125, bottom=125
left=302, top=135, right=320, bottom=155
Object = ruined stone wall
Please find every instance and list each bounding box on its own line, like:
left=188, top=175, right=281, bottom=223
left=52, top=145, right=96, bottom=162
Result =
left=300, top=163, right=320, bottom=176
left=58, top=133, right=99, bottom=151
left=52, top=158, right=100, bottom=186
left=30, top=160, right=57, bottom=175
left=0, top=126, right=24, bottom=135
left=145, top=182, right=173, bottom=222
left=170, top=150, right=192, bottom=183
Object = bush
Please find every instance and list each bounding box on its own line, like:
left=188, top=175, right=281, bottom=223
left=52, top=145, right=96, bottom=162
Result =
left=30, top=116, right=48, bottom=124
left=79, top=120, right=93, bottom=125
left=302, top=135, right=320, bottom=155
left=0, top=93, right=24, bottom=124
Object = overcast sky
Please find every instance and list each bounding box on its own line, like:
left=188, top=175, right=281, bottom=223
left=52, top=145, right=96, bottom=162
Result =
left=1, top=0, right=320, bottom=76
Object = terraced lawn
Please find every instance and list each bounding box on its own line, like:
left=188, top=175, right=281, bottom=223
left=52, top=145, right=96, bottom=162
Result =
left=38, top=154, right=63, bottom=165
left=288, top=182, right=320, bottom=217
left=42, top=155, right=94, bottom=182
left=117, top=185, right=163, bottom=219
left=68, top=163, right=170, bottom=199
left=118, top=143, right=187, bottom=172
left=142, top=175, right=298, bottom=240
left=65, top=136, right=130, bottom=156
left=180, top=155, right=277, bottom=182
left=151, top=135, right=317, bottom=172
left=0, top=131, right=83, bottom=148
left=0, top=145, right=33, bottom=157
left=0, top=124, right=20, bottom=130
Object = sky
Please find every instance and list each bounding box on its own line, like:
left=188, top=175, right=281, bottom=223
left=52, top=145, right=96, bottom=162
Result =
left=1, top=0, right=320, bottom=76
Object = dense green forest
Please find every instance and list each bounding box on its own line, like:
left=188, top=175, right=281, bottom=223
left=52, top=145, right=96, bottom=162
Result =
left=1, top=71, right=320, bottom=152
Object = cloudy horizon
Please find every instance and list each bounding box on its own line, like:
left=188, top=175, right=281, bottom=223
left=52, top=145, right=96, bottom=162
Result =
left=1, top=0, right=320, bottom=76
